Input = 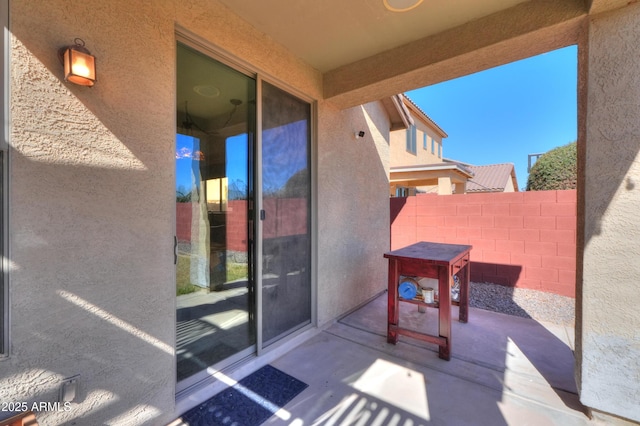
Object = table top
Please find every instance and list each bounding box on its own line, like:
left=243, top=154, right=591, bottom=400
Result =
left=384, top=241, right=472, bottom=265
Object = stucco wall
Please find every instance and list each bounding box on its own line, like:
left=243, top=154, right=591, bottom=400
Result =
left=580, top=4, right=640, bottom=422
left=8, top=2, right=177, bottom=425
left=4, top=1, right=388, bottom=425
left=316, top=100, right=390, bottom=326
left=504, top=175, right=515, bottom=192
left=390, top=120, right=443, bottom=168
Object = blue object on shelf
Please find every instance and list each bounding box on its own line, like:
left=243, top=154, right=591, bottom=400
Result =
left=398, top=280, right=417, bottom=299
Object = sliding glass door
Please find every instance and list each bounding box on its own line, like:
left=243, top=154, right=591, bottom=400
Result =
left=260, top=82, right=312, bottom=346
left=175, top=40, right=312, bottom=387
left=176, top=43, right=256, bottom=384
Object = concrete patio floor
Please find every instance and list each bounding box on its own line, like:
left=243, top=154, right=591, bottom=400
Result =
left=261, top=291, right=592, bottom=426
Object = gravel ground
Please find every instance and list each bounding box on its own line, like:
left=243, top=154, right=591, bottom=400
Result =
left=470, top=282, right=575, bottom=326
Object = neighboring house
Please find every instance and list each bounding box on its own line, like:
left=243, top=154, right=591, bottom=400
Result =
left=390, top=162, right=474, bottom=195
left=389, top=95, right=518, bottom=196
left=389, top=94, right=446, bottom=167
left=389, top=94, right=474, bottom=195
left=443, top=160, right=519, bottom=193
left=466, top=163, right=519, bottom=192
left=3, top=1, right=640, bottom=425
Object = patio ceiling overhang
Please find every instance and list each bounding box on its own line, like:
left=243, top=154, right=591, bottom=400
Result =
left=218, top=0, right=626, bottom=109
left=390, top=164, right=474, bottom=187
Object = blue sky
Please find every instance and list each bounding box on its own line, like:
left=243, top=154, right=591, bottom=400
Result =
left=177, top=122, right=307, bottom=196
left=406, top=45, right=577, bottom=189
left=176, top=133, right=248, bottom=196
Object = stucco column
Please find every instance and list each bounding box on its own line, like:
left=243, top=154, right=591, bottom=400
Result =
left=437, top=176, right=452, bottom=195
left=580, top=4, right=640, bottom=422
left=456, top=179, right=467, bottom=194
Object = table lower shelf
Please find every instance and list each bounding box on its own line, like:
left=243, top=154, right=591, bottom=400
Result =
left=388, top=324, right=448, bottom=348
left=399, top=296, right=461, bottom=308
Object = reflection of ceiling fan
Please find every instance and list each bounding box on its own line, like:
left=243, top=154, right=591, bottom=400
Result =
left=181, top=101, right=207, bottom=133
left=181, top=99, right=243, bottom=134
left=223, top=98, right=243, bottom=127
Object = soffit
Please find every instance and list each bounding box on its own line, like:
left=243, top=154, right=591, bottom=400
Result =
left=217, top=0, right=529, bottom=73
left=390, top=164, right=474, bottom=183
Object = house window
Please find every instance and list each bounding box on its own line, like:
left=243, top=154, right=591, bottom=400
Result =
left=395, top=187, right=414, bottom=197
left=406, top=125, right=417, bottom=155
left=423, top=133, right=427, bottom=150
left=431, top=137, right=435, bottom=154
left=438, top=142, right=442, bottom=158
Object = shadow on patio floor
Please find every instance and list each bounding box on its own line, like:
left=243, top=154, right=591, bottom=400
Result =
left=266, top=291, right=590, bottom=426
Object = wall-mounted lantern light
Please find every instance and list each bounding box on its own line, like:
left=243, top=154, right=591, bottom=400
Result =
left=383, top=0, right=423, bottom=12
left=59, top=38, right=96, bottom=87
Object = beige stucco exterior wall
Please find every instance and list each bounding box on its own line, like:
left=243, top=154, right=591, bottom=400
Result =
left=317, top=100, right=390, bottom=326
left=8, top=0, right=640, bottom=424
left=580, top=4, right=640, bottom=423
left=504, top=175, right=516, bottom=192
left=390, top=120, right=443, bottom=167
left=5, top=1, right=388, bottom=425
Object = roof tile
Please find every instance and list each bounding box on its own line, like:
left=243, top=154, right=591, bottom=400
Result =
left=466, top=163, right=518, bottom=192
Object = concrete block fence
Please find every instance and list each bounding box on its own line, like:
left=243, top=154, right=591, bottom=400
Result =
left=177, top=199, right=308, bottom=253
left=390, top=190, right=577, bottom=297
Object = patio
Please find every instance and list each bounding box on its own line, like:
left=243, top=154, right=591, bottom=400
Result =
left=184, top=291, right=589, bottom=426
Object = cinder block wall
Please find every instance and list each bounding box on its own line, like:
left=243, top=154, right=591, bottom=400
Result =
left=391, top=190, right=577, bottom=297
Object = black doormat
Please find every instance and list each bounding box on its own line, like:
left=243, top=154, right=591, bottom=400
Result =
left=180, top=365, right=308, bottom=426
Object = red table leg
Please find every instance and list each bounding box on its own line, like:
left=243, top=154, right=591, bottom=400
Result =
left=458, top=258, right=470, bottom=323
left=387, top=258, right=399, bottom=344
left=438, top=265, right=451, bottom=360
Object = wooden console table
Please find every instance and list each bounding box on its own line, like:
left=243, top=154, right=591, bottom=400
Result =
left=384, top=241, right=472, bottom=360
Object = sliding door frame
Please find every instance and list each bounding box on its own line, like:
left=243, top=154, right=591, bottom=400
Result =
left=0, top=0, right=9, bottom=358
left=255, top=76, right=316, bottom=355
left=175, top=26, right=317, bottom=390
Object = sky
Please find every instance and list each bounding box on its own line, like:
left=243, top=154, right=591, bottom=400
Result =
left=406, top=45, right=577, bottom=190
left=176, top=133, right=250, bottom=198
left=177, top=121, right=307, bottom=197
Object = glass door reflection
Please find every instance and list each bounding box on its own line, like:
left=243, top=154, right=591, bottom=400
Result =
left=175, top=43, right=256, bottom=383
left=261, top=81, right=312, bottom=346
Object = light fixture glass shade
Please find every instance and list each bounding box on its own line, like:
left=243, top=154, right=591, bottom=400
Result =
left=383, top=0, right=423, bottom=12
left=63, top=46, right=96, bottom=87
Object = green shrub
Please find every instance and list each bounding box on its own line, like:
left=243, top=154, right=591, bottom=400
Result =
left=526, top=142, right=577, bottom=191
